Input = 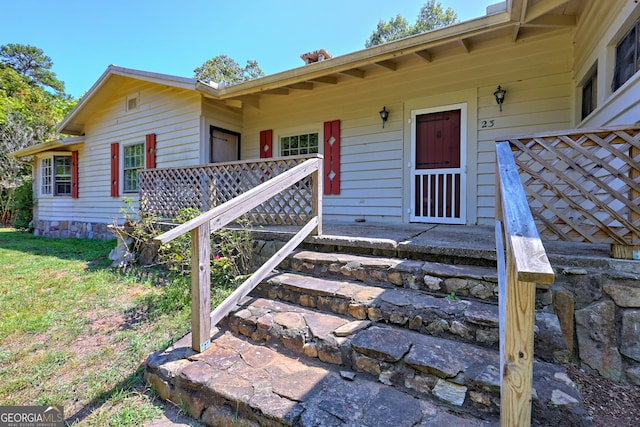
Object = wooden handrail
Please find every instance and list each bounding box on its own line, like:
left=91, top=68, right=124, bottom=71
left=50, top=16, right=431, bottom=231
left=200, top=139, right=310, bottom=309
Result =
left=154, top=156, right=323, bottom=352
left=495, top=141, right=554, bottom=426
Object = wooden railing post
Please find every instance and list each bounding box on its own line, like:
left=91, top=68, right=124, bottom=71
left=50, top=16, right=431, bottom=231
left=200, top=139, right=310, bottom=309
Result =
left=190, top=222, right=211, bottom=352
left=496, top=141, right=555, bottom=426
left=312, top=156, right=323, bottom=236
left=501, top=247, right=537, bottom=426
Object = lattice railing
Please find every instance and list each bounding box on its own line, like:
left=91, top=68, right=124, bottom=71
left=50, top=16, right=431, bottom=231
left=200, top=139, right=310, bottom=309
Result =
left=139, top=156, right=316, bottom=226
left=502, top=126, right=640, bottom=245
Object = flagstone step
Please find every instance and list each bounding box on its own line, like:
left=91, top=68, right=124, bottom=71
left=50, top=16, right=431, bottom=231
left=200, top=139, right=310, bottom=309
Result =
left=279, top=249, right=501, bottom=303
left=146, top=324, right=589, bottom=426
left=221, top=295, right=585, bottom=423
left=146, top=329, right=501, bottom=426
left=253, top=272, right=569, bottom=364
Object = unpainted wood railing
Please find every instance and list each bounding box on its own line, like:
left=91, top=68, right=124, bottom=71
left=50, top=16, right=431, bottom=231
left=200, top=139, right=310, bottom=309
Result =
left=505, top=125, right=640, bottom=258
left=495, top=141, right=555, bottom=426
left=139, top=156, right=314, bottom=226
left=153, top=156, right=323, bottom=352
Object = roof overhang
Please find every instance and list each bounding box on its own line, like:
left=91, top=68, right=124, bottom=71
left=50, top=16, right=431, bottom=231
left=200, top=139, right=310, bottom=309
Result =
left=9, top=136, right=86, bottom=158
left=210, top=0, right=581, bottom=102
left=54, top=0, right=582, bottom=132
left=58, top=65, right=219, bottom=135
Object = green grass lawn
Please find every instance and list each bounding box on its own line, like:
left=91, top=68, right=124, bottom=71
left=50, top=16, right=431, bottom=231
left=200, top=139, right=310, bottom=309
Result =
left=0, top=228, right=234, bottom=426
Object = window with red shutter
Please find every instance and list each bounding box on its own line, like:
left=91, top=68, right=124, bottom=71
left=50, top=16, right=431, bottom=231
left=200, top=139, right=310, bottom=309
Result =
left=145, top=133, right=156, bottom=169
left=110, top=142, right=119, bottom=197
left=71, top=151, right=79, bottom=198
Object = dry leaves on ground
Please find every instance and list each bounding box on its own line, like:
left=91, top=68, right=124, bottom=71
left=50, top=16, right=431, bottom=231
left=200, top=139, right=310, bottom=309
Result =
left=567, top=364, right=640, bottom=427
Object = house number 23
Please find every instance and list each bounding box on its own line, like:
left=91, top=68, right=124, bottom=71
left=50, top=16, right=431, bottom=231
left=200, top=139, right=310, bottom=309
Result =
left=481, top=120, right=495, bottom=128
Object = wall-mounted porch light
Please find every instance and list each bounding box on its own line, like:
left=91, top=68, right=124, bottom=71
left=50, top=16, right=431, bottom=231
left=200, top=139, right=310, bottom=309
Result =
left=493, top=85, right=506, bottom=112
left=379, top=106, right=390, bottom=128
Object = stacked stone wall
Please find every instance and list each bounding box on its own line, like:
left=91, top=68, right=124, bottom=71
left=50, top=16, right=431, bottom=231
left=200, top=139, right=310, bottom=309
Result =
left=547, top=268, right=640, bottom=385
left=33, top=219, right=114, bottom=240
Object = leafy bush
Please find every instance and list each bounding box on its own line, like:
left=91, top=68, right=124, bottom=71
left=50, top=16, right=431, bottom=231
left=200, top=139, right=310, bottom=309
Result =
left=114, top=202, right=254, bottom=291
left=12, top=178, right=32, bottom=230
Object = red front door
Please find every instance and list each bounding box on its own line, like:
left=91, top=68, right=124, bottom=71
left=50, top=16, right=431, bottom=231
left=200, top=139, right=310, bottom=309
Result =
left=412, top=109, right=464, bottom=223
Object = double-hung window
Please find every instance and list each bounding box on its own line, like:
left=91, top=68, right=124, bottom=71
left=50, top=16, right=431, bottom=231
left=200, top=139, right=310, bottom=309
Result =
left=612, top=18, right=640, bottom=92
left=123, top=143, right=144, bottom=193
left=280, top=132, right=319, bottom=156
left=41, top=156, right=72, bottom=196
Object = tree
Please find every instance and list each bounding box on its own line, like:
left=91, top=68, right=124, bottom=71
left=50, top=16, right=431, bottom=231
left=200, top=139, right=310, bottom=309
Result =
left=0, top=44, right=75, bottom=225
left=365, top=0, right=459, bottom=48
left=0, top=44, right=65, bottom=94
left=194, top=54, right=264, bottom=86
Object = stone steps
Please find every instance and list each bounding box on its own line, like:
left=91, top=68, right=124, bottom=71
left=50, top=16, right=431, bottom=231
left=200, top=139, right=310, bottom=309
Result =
left=219, top=293, right=586, bottom=425
left=281, top=249, right=500, bottom=303
left=146, top=330, right=501, bottom=426
left=145, top=247, right=589, bottom=426
left=252, top=271, right=568, bottom=364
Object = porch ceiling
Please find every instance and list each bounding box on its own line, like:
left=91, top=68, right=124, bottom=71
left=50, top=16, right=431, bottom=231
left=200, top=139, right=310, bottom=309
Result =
left=217, top=0, right=584, bottom=109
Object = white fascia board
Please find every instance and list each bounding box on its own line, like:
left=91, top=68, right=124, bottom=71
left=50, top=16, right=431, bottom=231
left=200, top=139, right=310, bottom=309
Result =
left=9, top=136, right=86, bottom=158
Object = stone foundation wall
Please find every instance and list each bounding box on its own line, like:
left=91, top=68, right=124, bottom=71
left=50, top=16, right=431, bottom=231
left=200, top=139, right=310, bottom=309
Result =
left=33, top=219, right=115, bottom=240
left=543, top=267, right=640, bottom=385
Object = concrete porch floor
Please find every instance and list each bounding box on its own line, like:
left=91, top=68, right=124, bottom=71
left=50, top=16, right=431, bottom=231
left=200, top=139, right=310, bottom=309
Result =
left=251, top=222, right=639, bottom=273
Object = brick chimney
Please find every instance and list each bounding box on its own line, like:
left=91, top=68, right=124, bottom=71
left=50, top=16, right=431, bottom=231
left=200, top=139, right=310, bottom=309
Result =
left=300, top=49, right=332, bottom=64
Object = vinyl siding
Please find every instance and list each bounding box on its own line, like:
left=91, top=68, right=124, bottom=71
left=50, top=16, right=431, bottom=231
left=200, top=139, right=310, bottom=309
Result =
left=242, top=30, right=573, bottom=225
left=574, top=0, right=640, bottom=126
left=35, top=80, right=202, bottom=224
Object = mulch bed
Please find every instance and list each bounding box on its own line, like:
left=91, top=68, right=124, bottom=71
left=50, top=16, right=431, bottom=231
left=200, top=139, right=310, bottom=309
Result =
left=566, top=364, right=640, bottom=427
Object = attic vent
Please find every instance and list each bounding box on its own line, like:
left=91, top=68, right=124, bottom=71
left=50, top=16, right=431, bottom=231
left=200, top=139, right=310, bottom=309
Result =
left=126, top=96, right=138, bottom=112
left=300, top=49, right=332, bottom=65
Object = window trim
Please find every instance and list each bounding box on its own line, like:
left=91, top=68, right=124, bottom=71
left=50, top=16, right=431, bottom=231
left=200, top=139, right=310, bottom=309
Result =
left=580, top=63, right=598, bottom=120
left=39, top=153, right=73, bottom=197
left=122, top=142, right=145, bottom=193
left=278, top=130, right=320, bottom=157
left=612, top=17, right=640, bottom=92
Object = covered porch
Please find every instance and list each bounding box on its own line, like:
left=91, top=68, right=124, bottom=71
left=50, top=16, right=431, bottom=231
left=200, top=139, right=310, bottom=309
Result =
left=139, top=125, right=640, bottom=260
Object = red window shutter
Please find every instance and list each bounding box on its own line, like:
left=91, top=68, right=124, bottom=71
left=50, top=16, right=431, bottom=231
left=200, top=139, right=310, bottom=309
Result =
left=71, top=151, right=79, bottom=199
left=110, top=142, right=119, bottom=197
left=145, top=133, right=156, bottom=169
left=323, top=120, right=340, bottom=195
left=260, top=129, right=273, bottom=158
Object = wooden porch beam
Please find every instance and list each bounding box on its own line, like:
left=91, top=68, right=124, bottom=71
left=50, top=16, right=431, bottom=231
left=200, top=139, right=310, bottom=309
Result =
left=339, top=68, right=366, bottom=78
left=288, top=82, right=314, bottom=90
left=224, top=99, right=243, bottom=109
left=512, top=23, right=522, bottom=42
left=238, top=95, right=260, bottom=109
left=415, top=49, right=432, bottom=62
left=458, top=38, right=471, bottom=53
left=311, top=76, right=338, bottom=84
left=524, top=0, right=568, bottom=23
left=375, top=60, right=397, bottom=71
left=261, top=88, right=289, bottom=95
left=523, top=14, right=576, bottom=27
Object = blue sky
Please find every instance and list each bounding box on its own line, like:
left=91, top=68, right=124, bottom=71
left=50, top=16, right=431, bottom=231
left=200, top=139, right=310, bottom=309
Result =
left=1, top=1, right=497, bottom=98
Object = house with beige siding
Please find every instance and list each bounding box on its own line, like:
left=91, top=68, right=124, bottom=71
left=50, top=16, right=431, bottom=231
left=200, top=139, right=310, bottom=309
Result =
left=11, top=0, right=640, bottom=239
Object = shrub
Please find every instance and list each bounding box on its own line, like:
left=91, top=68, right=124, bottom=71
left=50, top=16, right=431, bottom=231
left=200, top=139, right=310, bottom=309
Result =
left=115, top=202, right=254, bottom=289
left=12, top=178, right=33, bottom=230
